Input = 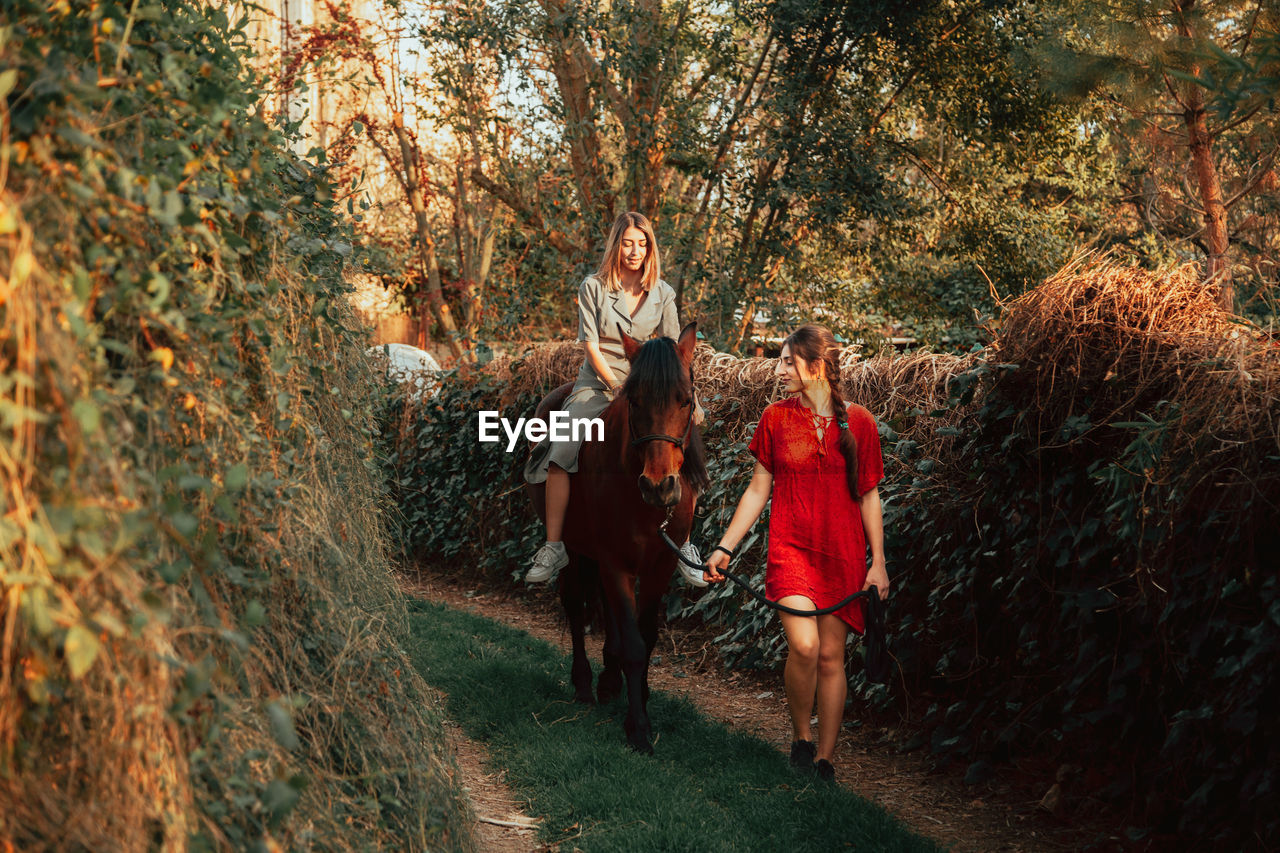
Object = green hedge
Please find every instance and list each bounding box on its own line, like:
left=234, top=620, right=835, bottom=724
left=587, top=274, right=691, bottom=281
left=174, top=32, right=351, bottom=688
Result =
left=387, top=307, right=1277, bottom=848
left=2, top=2, right=472, bottom=849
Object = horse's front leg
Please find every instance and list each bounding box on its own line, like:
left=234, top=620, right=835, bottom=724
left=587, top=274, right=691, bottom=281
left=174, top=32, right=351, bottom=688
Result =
left=636, top=562, right=675, bottom=708
left=560, top=555, right=595, bottom=704
left=599, top=564, right=653, bottom=754
left=596, top=578, right=624, bottom=705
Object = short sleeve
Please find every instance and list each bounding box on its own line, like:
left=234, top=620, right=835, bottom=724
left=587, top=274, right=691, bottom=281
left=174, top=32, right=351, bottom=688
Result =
left=657, top=282, right=680, bottom=340
left=577, top=277, right=601, bottom=343
left=850, top=405, right=884, bottom=496
left=748, top=406, right=774, bottom=474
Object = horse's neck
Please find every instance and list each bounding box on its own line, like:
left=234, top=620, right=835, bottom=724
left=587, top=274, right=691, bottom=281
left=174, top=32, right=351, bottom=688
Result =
left=597, top=397, right=633, bottom=471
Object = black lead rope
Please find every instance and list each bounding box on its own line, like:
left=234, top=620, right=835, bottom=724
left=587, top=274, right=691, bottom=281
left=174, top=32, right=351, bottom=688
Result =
left=657, top=528, right=891, bottom=685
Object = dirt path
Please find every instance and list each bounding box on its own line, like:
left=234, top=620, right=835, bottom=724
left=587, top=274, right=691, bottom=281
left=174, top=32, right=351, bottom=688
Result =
left=443, top=718, right=547, bottom=852
left=409, top=568, right=1110, bottom=853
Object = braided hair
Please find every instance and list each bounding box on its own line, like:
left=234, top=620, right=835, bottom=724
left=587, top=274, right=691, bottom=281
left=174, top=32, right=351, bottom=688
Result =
left=783, top=324, right=862, bottom=498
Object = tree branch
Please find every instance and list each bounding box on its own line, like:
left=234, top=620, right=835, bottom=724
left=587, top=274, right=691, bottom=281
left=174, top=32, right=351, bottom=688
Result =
left=1224, top=148, right=1278, bottom=210
left=469, top=167, right=583, bottom=256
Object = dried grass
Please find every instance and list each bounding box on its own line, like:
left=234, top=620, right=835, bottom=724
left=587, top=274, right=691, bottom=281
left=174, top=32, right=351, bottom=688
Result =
left=988, top=255, right=1280, bottom=512
left=0, top=198, right=473, bottom=850
left=494, top=342, right=974, bottom=446
left=0, top=212, right=194, bottom=850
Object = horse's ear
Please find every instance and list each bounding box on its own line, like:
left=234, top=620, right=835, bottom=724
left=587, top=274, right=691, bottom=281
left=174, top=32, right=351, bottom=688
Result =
left=676, top=322, right=697, bottom=364
left=622, top=331, right=642, bottom=362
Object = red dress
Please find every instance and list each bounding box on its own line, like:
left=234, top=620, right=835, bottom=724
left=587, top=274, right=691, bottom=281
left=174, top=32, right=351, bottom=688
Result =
left=747, top=397, right=885, bottom=633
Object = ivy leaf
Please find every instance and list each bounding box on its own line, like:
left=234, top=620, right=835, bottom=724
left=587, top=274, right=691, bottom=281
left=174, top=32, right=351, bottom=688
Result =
left=262, top=778, right=303, bottom=826
left=267, top=700, right=299, bottom=750
left=225, top=463, right=249, bottom=492
left=0, top=69, right=18, bottom=101
left=64, top=624, right=101, bottom=679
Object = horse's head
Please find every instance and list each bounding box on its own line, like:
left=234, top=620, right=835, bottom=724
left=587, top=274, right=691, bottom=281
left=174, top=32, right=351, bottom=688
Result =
left=619, top=323, right=707, bottom=508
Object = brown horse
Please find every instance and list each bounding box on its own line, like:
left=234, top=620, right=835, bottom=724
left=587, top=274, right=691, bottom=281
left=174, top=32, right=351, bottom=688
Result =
left=526, top=323, right=708, bottom=753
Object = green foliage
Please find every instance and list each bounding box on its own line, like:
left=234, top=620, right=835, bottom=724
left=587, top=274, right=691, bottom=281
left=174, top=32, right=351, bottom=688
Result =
left=406, top=598, right=941, bottom=853
left=392, top=325, right=1278, bottom=847
left=1, top=1, right=471, bottom=849
left=416, top=0, right=1120, bottom=351
left=1036, top=0, right=1280, bottom=311
left=378, top=369, right=543, bottom=576
left=876, top=360, right=1279, bottom=847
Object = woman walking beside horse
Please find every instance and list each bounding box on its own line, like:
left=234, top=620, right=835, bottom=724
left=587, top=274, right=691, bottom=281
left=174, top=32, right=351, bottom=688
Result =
left=524, top=211, right=705, bottom=586
left=704, top=324, right=889, bottom=782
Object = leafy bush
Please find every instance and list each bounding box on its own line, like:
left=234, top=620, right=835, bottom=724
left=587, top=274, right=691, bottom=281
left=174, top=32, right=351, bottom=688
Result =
left=379, top=370, right=542, bottom=576
left=879, top=263, right=1279, bottom=848
left=1, top=2, right=471, bottom=849
left=388, top=263, right=1277, bottom=849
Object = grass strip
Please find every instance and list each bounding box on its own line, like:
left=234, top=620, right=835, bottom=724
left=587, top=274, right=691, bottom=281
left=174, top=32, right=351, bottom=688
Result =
left=405, top=598, right=944, bottom=852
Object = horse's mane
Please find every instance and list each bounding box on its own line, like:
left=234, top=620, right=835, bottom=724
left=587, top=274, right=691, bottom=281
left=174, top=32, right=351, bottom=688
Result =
left=621, top=338, right=710, bottom=496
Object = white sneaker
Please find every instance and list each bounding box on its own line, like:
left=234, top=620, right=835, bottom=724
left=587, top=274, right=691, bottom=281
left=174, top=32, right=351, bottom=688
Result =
left=678, top=541, right=709, bottom=588
left=526, top=541, right=569, bottom=583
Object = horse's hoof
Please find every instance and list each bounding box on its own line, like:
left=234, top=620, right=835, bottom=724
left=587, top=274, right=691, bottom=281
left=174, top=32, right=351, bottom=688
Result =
left=624, top=722, right=655, bottom=753
left=624, top=719, right=654, bottom=754
left=629, top=738, right=655, bottom=756
left=597, top=672, right=623, bottom=704
left=573, top=688, right=595, bottom=704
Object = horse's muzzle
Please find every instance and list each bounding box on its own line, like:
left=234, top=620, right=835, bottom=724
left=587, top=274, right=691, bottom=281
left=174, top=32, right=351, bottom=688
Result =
left=638, top=474, right=681, bottom=508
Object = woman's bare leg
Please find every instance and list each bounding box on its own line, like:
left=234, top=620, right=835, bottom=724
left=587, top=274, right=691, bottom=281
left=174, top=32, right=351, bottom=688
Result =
left=814, top=613, right=850, bottom=762
left=778, top=596, right=819, bottom=743
left=545, top=463, right=569, bottom=541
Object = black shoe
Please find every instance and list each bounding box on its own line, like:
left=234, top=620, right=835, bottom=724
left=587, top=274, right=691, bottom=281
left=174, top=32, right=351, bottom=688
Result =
left=815, top=758, right=836, bottom=782
left=789, top=739, right=816, bottom=771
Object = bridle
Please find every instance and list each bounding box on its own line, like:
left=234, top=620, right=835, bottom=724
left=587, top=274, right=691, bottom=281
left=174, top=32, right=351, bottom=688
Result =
left=626, top=366, right=697, bottom=450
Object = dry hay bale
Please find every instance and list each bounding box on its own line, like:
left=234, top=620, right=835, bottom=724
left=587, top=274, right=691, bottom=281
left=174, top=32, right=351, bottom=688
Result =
left=694, top=344, right=976, bottom=445
left=471, top=340, right=976, bottom=447
left=845, top=350, right=976, bottom=422
left=489, top=343, right=582, bottom=408
left=987, top=255, right=1280, bottom=544
left=692, top=344, right=783, bottom=437
left=990, top=256, right=1240, bottom=412
left=989, top=255, right=1279, bottom=428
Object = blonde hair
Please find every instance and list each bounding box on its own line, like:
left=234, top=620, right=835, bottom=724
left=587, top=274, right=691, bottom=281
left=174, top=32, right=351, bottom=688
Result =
left=595, top=211, right=661, bottom=293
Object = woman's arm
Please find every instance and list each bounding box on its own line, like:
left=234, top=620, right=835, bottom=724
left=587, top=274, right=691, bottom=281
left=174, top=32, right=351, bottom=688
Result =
left=582, top=341, right=620, bottom=392
left=859, top=487, right=889, bottom=599
left=577, top=276, right=621, bottom=391
left=704, top=462, right=773, bottom=581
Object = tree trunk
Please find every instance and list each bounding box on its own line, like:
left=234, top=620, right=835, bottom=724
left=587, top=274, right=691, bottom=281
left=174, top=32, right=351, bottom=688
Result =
left=453, top=161, right=486, bottom=339
left=540, top=0, right=616, bottom=228
left=625, top=0, right=665, bottom=214
left=1175, top=0, right=1233, bottom=309
left=392, top=113, right=470, bottom=362
left=672, top=33, right=776, bottom=310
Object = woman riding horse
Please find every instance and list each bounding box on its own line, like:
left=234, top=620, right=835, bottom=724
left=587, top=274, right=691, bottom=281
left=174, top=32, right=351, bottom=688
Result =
left=523, top=211, right=706, bottom=587
left=526, top=324, right=709, bottom=753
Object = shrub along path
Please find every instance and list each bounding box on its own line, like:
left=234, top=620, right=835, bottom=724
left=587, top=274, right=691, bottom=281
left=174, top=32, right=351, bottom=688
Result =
left=404, top=594, right=942, bottom=853
left=407, top=570, right=1114, bottom=852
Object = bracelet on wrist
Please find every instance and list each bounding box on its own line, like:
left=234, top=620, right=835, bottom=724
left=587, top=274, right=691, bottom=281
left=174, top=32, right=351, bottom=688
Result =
left=712, top=544, right=734, bottom=559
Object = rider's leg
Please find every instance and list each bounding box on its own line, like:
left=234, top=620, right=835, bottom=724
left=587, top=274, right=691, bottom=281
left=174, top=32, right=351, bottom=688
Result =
left=545, top=463, right=569, bottom=541
left=528, top=463, right=570, bottom=582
